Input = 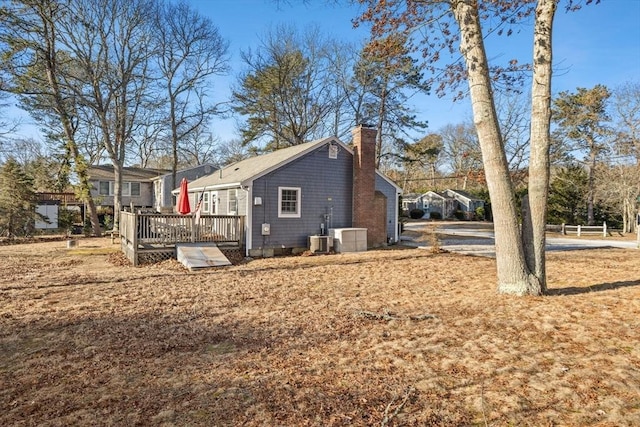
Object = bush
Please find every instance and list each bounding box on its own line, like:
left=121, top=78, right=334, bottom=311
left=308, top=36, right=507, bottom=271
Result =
left=409, top=209, right=425, bottom=219
left=429, top=211, right=442, bottom=220
left=475, top=206, right=485, bottom=221
left=453, top=210, right=465, bottom=220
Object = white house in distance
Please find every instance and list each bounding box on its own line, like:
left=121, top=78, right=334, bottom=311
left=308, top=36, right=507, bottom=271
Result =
left=406, top=189, right=485, bottom=219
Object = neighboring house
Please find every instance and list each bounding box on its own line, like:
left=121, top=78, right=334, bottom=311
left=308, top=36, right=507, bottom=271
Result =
left=88, top=165, right=169, bottom=210
left=421, top=191, right=457, bottom=218
left=419, top=189, right=485, bottom=219
left=178, top=126, right=401, bottom=256
left=444, top=189, right=485, bottom=219
left=401, top=193, right=421, bottom=214
left=151, top=164, right=217, bottom=212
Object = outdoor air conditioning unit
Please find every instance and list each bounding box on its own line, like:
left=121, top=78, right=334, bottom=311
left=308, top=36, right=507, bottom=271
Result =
left=309, top=235, right=332, bottom=254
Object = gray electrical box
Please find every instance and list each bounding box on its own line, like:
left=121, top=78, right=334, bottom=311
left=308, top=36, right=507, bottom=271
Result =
left=261, top=223, right=270, bottom=235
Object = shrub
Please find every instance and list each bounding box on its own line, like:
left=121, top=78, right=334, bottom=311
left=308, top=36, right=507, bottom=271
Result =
left=475, top=206, right=485, bottom=221
left=409, top=208, right=425, bottom=219
left=453, top=210, right=465, bottom=220
left=430, top=211, right=442, bottom=220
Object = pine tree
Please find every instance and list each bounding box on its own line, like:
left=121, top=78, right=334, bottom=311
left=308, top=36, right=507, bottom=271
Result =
left=0, top=159, right=39, bottom=238
left=547, top=164, right=589, bottom=225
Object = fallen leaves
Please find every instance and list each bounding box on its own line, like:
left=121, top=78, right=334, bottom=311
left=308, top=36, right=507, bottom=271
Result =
left=0, top=238, right=639, bottom=425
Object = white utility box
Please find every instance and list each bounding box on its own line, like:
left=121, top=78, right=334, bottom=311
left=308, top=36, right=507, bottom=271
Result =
left=309, top=235, right=333, bottom=253
left=329, top=228, right=367, bottom=253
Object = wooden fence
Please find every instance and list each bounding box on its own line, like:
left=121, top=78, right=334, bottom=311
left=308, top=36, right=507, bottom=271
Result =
left=546, top=222, right=611, bottom=237
left=120, top=211, right=245, bottom=265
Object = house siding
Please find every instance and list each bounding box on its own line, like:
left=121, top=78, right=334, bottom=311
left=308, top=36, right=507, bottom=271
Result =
left=157, top=165, right=216, bottom=211
left=375, top=174, right=399, bottom=242
left=250, top=143, right=353, bottom=250
left=90, top=182, right=154, bottom=209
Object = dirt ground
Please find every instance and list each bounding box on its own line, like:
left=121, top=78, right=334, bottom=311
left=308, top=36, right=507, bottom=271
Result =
left=1, top=236, right=639, bottom=426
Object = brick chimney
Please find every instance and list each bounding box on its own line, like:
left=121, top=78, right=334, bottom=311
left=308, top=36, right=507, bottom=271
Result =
left=352, top=125, right=386, bottom=247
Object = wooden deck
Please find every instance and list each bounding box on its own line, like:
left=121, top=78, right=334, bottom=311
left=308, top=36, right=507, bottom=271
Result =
left=120, top=211, right=245, bottom=265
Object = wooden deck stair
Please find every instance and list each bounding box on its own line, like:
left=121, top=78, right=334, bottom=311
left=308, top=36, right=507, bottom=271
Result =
left=176, top=243, right=231, bottom=271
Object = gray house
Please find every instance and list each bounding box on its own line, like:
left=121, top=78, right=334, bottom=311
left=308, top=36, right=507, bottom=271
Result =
left=444, top=189, right=485, bottom=219
left=401, top=193, right=422, bottom=214
left=421, top=191, right=457, bottom=218
left=88, top=165, right=169, bottom=210
left=180, top=126, right=401, bottom=256
left=151, top=164, right=217, bottom=212
left=419, top=189, right=485, bottom=219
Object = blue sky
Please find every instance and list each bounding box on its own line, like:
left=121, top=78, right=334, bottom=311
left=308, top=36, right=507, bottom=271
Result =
left=188, top=0, right=640, bottom=142
left=8, top=0, right=640, bottom=145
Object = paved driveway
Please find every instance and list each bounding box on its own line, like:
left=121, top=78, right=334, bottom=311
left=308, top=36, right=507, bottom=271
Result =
left=402, top=221, right=639, bottom=257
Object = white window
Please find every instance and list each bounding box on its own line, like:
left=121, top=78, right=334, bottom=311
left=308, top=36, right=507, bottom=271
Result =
left=278, top=187, right=301, bottom=218
left=210, top=191, right=218, bottom=214
left=98, top=181, right=140, bottom=197
left=202, top=192, right=210, bottom=213
left=228, top=189, right=238, bottom=215
left=121, top=182, right=131, bottom=197
left=99, top=181, right=110, bottom=196
left=130, top=182, right=141, bottom=196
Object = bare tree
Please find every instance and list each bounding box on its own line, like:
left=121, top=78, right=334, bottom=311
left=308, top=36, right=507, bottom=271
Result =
left=598, top=81, right=640, bottom=233
left=358, top=0, right=563, bottom=295
left=439, top=121, right=483, bottom=189
left=496, top=91, right=531, bottom=177
left=215, top=138, right=256, bottom=166
left=611, top=81, right=640, bottom=163
left=0, top=0, right=102, bottom=235
left=55, top=0, right=156, bottom=231
left=153, top=0, right=229, bottom=191
left=0, top=91, right=20, bottom=145
left=178, top=127, right=219, bottom=167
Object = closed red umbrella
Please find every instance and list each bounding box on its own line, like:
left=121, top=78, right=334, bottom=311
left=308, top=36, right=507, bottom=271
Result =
left=176, top=178, right=191, bottom=214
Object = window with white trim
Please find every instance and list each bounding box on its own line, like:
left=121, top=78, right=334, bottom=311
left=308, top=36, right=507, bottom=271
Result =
left=97, top=181, right=141, bottom=197
left=130, top=182, right=141, bottom=196
left=228, top=189, right=238, bottom=215
left=278, top=187, right=301, bottom=218
left=99, top=181, right=110, bottom=196
left=210, top=191, right=218, bottom=214
left=202, top=192, right=210, bottom=213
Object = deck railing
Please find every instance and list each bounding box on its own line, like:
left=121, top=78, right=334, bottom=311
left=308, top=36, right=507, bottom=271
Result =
left=120, top=211, right=245, bottom=265
left=37, top=192, right=82, bottom=205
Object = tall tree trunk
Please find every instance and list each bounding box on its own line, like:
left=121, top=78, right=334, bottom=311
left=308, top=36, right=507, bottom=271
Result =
left=452, top=0, right=532, bottom=294
left=375, top=83, right=388, bottom=169
left=170, top=93, right=178, bottom=195
left=113, top=161, right=123, bottom=229
left=39, top=2, right=101, bottom=236
left=587, top=148, right=597, bottom=225
left=522, top=0, right=557, bottom=295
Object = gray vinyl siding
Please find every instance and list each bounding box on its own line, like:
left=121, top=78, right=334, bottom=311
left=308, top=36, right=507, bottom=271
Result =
left=250, top=143, right=353, bottom=250
left=159, top=165, right=216, bottom=209
left=211, top=188, right=248, bottom=216
left=375, top=174, right=400, bottom=241
left=90, top=180, right=154, bottom=208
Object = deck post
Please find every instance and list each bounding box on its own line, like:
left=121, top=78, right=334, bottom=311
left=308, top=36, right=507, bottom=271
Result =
left=133, top=210, right=139, bottom=266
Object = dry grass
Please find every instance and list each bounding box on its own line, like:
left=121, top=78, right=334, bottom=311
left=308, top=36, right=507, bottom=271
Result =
left=1, top=237, right=639, bottom=426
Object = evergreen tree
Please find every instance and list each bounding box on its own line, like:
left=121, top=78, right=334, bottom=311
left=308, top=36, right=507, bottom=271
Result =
left=231, top=26, right=339, bottom=150
left=547, top=164, right=589, bottom=225
left=0, top=159, right=39, bottom=238
left=552, top=85, right=612, bottom=225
